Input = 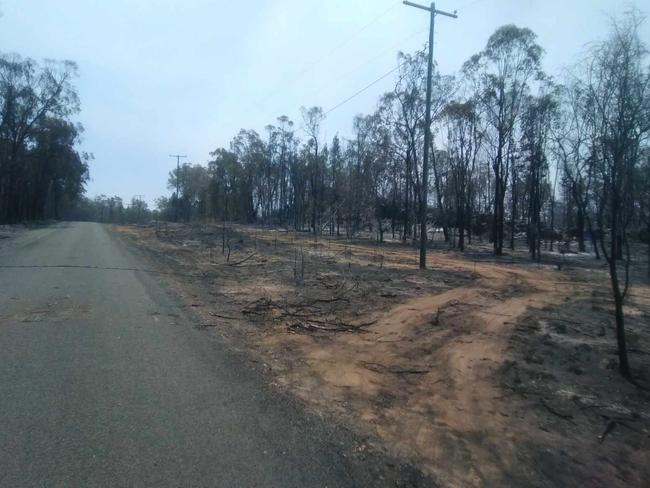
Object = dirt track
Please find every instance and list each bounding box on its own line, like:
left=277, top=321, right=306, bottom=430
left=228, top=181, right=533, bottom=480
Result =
left=115, top=222, right=650, bottom=487
left=256, top=248, right=580, bottom=487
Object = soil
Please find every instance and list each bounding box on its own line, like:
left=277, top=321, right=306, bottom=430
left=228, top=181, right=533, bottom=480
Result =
left=113, top=222, right=650, bottom=488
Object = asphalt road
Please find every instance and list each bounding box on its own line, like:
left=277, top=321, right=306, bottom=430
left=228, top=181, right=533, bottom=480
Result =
left=0, top=222, right=424, bottom=488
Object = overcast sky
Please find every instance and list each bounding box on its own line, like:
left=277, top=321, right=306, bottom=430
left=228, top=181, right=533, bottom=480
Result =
left=1, top=0, right=648, bottom=206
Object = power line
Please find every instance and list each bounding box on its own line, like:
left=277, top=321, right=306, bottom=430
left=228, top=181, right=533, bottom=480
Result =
left=322, top=37, right=430, bottom=117
left=303, top=27, right=427, bottom=105
left=323, top=62, right=405, bottom=116
left=258, top=2, right=400, bottom=106
left=326, top=2, right=401, bottom=54
left=258, top=2, right=464, bottom=126
left=456, top=0, right=492, bottom=12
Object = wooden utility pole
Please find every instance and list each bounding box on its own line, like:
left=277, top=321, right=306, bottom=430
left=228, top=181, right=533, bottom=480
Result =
left=169, top=154, right=187, bottom=222
left=403, top=1, right=457, bottom=269
left=134, top=194, right=144, bottom=223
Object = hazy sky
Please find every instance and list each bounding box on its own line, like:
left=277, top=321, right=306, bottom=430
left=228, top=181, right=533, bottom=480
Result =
left=1, top=0, right=648, bottom=206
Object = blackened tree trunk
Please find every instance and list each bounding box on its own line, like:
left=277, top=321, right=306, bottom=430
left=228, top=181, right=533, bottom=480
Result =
left=575, top=193, right=586, bottom=252
left=602, top=213, right=630, bottom=377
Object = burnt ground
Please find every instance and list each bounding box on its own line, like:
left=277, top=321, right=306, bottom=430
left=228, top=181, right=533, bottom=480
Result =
left=113, top=222, right=650, bottom=488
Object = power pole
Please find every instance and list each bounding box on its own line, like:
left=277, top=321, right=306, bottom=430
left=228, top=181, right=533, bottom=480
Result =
left=169, top=154, right=187, bottom=222
left=403, top=1, right=457, bottom=269
left=134, top=194, right=144, bottom=223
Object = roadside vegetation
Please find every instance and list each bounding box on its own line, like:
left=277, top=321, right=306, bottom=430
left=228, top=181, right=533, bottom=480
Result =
left=111, top=11, right=650, bottom=486
left=0, top=54, right=88, bottom=222
left=139, top=12, right=650, bottom=381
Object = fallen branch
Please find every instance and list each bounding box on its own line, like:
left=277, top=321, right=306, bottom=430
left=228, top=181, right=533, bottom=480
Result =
left=208, top=312, right=238, bottom=320
left=227, top=252, right=257, bottom=267
left=599, top=420, right=618, bottom=443
left=540, top=398, right=576, bottom=425
left=287, top=319, right=369, bottom=334
left=242, top=309, right=266, bottom=316
left=360, top=361, right=430, bottom=375
left=352, top=319, right=377, bottom=328
left=390, top=368, right=430, bottom=375
left=596, top=418, right=645, bottom=443
left=313, top=297, right=350, bottom=304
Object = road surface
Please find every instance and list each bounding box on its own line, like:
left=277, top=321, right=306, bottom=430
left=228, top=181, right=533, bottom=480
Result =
left=0, top=222, right=423, bottom=487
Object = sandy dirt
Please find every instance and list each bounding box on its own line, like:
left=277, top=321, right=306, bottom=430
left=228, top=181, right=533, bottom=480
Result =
left=114, top=222, right=650, bottom=488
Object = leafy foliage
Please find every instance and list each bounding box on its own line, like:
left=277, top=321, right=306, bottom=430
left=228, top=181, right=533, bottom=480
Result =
left=0, top=54, right=88, bottom=222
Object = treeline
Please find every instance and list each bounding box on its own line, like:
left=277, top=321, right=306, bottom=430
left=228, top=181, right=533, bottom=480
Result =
left=65, top=195, right=151, bottom=224
left=159, top=15, right=650, bottom=264
left=0, top=53, right=89, bottom=223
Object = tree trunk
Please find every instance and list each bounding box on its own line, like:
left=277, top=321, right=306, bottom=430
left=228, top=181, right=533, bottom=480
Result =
left=403, top=156, right=411, bottom=241
left=493, top=163, right=500, bottom=254
left=576, top=204, right=586, bottom=252
left=430, top=151, right=448, bottom=244
left=497, top=190, right=505, bottom=255
left=336, top=209, right=341, bottom=237
left=510, top=172, right=517, bottom=251
left=609, top=257, right=630, bottom=377
left=604, top=197, right=630, bottom=378
left=586, top=215, right=600, bottom=260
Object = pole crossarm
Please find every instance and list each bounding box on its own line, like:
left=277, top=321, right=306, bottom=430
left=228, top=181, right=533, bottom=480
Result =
left=403, top=1, right=457, bottom=18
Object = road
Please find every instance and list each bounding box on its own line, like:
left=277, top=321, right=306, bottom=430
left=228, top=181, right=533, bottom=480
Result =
left=0, top=222, right=420, bottom=487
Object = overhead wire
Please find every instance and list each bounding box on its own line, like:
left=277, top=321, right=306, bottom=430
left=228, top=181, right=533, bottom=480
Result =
left=321, top=0, right=490, bottom=117
left=323, top=64, right=403, bottom=115
left=260, top=1, right=471, bottom=121
left=323, top=45, right=427, bottom=116
left=320, top=23, right=433, bottom=116
left=257, top=2, right=400, bottom=106
left=314, top=2, right=401, bottom=66
left=302, top=27, right=427, bottom=104
left=455, top=0, right=493, bottom=12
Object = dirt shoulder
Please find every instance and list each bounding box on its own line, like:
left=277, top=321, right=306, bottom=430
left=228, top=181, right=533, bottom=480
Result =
left=112, top=222, right=650, bottom=488
left=0, top=224, right=31, bottom=246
